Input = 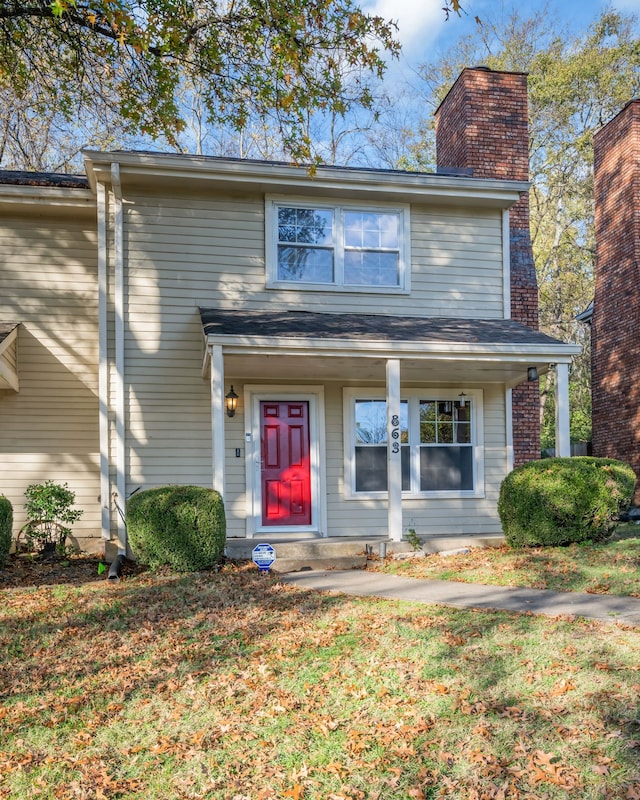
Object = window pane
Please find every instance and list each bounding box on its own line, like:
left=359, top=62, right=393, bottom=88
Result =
left=401, top=445, right=410, bottom=491
left=344, top=250, right=399, bottom=286
left=344, top=211, right=399, bottom=249
left=439, top=423, right=453, bottom=444
left=355, top=399, right=407, bottom=443
left=420, top=446, right=473, bottom=491
left=355, top=400, right=387, bottom=444
left=278, top=245, right=333, bottom=283
left=278, top=207, right=333, bottom=245
left=355, top=446, right=387, bottom=491
left=354, top=445, right=410, bottom=492
left=420, top=401, right=436, bottom=443
left=454, top=423, right=471, bottom=444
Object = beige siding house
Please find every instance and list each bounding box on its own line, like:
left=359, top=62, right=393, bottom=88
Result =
left=0, top=69, right=580, bottom=557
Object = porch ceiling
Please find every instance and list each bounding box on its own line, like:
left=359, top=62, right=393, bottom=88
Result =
left=201, top=308, right=580, bottom=387
left=222, top=352, right=545, bottom=385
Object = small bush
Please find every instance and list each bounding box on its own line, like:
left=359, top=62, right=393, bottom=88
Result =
left=498, top=457, right=636, bottom=547
left=22, top=480, right=83, bottom=555
left=127, top=485, right=226, bottom=571
left=0, top=495, right=13, bottom=566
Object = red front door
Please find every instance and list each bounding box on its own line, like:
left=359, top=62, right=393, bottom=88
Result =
left=260, top=401, right=312, bottom=526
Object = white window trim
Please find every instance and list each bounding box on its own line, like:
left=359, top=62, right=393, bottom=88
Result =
left=265, top=195, right=411, bottom=294
left=343, top=387, right=485, bottom=500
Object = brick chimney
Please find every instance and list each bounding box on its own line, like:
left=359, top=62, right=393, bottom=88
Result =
left=591, top=99, right=640, bottom=500
left=435, top=67, right=540, bottom=466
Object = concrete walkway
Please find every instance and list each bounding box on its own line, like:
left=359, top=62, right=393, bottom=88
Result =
left=281, top=570, right=640, bottom=626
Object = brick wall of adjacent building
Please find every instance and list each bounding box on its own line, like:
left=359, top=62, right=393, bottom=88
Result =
left=592, top=99, right=640, bottom=501
left=435, top=67, right=540, bottom=466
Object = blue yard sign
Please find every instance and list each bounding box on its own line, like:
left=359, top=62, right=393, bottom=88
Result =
left=252, top=543, right=276, bottom=573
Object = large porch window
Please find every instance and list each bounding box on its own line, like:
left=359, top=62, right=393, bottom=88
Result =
left=345, top=389, right=484, bottom=498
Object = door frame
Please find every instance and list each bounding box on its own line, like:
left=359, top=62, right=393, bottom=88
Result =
left=243, top=385, right=327, bottom=538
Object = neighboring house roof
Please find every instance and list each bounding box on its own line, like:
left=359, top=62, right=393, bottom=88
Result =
left=200, top=309, right=567, bottom=348
left=0, top=322, right=19, bottom=343
left=0, top=171, right=89, bottom=189
left=576, top=301, right=593, bottom=325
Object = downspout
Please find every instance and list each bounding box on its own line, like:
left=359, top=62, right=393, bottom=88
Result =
left=97, top=182, right=111, bottom=543
left=112, top=163, right=127, bottom=556
left=503, top=209, right=514, bottom=474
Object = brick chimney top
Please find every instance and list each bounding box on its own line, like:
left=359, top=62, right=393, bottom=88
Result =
left=435, top=67, right=530, bottom=182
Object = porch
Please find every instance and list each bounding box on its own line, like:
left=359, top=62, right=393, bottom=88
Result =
left=201, top=308, right=580, bottom=545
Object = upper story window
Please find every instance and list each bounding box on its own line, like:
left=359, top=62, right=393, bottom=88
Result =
left=266, top=198, right=410, bottom=293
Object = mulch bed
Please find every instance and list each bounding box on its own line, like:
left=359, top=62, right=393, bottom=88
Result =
left=0, top=553, right=146, bottom=588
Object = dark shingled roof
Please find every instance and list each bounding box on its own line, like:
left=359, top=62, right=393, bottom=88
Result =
left=200, top=309, right=565, bottom=347
left=0, top=171, right=89, bottom=189
left=0, top=323, right=19, bottom=344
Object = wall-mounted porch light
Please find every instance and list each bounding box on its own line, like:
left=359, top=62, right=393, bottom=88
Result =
left=527, top=367, right=538, bottom=382
left=458, top=391, right=467, bottom=408
left=225, top=385, right=239, bottom=417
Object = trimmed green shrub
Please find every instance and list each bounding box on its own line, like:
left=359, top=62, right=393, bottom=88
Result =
left=498, top=457, right=636, bottom=547
left=0, top=495, right=13, bottom=567
left=127, top=485, right=226, bottom=571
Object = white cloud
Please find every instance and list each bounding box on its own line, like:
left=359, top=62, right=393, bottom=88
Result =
left=362, top=0, right=448, bottom=60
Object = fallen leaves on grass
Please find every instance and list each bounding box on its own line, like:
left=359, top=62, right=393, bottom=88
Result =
left=1, top=564, right=640, bottom=799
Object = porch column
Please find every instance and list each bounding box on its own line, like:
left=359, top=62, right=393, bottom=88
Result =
left=386, top=358, right=403, bottom=542
left=211, top=345, right=226, bottom=495
left=555, top=362, right=571, bottom=457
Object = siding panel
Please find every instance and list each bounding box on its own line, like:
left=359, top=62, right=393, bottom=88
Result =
left=0, top=215, right=101, bottom=551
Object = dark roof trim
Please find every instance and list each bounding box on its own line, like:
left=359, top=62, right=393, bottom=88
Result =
left=576, top=301, right=593, bottom=325
left=0, top=322, right=19, bottom=344
left=0, top=171, right=89, bottom=189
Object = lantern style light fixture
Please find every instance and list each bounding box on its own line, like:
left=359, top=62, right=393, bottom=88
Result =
left=458, top=391, right=467, bottom=408
left=225, top=385, right=239, bottom=417
left=527, top=367, right=538, bottom=382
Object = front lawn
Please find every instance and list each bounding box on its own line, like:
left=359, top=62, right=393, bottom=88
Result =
left=375, top=533, right=640, bottom=597
left=1, top=564, right=639, bottom=799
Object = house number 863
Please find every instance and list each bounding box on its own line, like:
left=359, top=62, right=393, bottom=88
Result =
left=391, top=415, right=400, bottom=454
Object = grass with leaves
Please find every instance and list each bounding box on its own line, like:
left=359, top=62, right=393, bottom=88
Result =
left=1, top=563, right=639, bottom=799
left=375, top=531, right=640, bottom=597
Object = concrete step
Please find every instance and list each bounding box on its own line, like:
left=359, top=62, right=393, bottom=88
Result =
left=225, top=534, right=504, bottom=573
left=270, top=555, right=368, bottom=573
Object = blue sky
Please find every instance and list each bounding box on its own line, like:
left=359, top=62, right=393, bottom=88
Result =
left=362, top=0, right=640, bottom=68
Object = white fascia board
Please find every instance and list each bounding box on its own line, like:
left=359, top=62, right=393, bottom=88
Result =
left=0, top=327, right=19, bottom=391
left=0, top=357, right=19, bottom=392
left=0, top=184, right=95, bottom=208
left=206, top=333, right=580, bottom=361
left=83, top=151, right=528, bottom=208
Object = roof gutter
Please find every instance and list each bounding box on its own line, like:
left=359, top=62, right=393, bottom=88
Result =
left=203, top=332, right=580, bottom=361
left=111, top=163, right=127, bottom=556
left=83, top=150, right=528, bottom=208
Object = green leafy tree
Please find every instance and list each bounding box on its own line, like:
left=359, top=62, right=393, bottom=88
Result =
left=409, top=8, right=640, bottom=446
left=0, top=0, right=400, bottom=164
left=22, top=480, right=83, bottom=555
